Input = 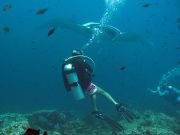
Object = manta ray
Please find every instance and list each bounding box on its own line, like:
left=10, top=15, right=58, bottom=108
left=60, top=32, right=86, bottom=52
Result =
left=45, top=18, right=150, bottom=44
left=79, top=22, right=122, bottom=41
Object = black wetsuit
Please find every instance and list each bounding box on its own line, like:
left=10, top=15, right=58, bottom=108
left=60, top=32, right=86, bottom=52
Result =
left=62, top=57, right=93, bottom=91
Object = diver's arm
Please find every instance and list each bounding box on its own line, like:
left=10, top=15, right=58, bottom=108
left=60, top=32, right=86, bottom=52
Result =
left=168, top=86, right=180, bottom=94
left=148, top=86, right=169, bottom=96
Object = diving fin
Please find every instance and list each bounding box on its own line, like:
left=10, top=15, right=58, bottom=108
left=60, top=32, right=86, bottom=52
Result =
left=102, top=115, right=124, bottom=131
left=92, top=111, right=123, bottom=131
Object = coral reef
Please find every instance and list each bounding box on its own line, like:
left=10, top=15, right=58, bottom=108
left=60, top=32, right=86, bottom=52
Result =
left=0, top=110, right=179, bottom=135
left=0, top=113, right=29, bottom=135
left=27, top=110, right=67, bottom=131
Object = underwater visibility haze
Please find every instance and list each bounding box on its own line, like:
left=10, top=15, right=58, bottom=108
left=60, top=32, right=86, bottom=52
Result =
left=0, top=0, right=179, bottom=135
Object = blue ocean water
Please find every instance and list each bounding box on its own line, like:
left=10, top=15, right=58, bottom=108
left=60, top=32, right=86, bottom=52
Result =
left=0, top=0, right=179, bottom=115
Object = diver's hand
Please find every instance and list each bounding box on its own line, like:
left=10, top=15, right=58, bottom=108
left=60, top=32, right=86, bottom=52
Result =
left=91, top=110, right=104, bottom=120
left=116, top=103, right=137, bottom=122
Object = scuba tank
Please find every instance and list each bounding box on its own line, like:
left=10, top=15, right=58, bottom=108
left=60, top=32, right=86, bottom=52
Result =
left=64, top=63, right=85, bottom=100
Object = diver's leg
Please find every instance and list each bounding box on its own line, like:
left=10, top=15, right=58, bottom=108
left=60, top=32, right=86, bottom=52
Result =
left=94, top=85, right=137, bottom=121
left=95, top=85, right=118, bottom=105
left=91, top=94, right=98, bottom=111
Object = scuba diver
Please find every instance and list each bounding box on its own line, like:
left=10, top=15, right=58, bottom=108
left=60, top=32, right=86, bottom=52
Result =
left=148, top=66, right=180, bottom=107
left=149, top=85, right=180, bottom=107
left=62, top=49, right=137, bottom=130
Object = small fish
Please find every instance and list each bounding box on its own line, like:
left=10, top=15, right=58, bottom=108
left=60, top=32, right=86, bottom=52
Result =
left=178, top=25, right=180, bottom=30
left=120, top=65, right=126, bottom=71
left=36, top=8, right=48, bottom=15
left=176, top=18, right=180, bottom=23
left=2, top=4, right=12, bottom=12
left=177, top=61, right=180, bottom=65
left=31, top=47, right=37, bottom=51
left=48, top=27, right=56, bottom=36
left=3, top=26, right=10, bottom=32
left=31, top=41, right=36, bottom=44
left=142, top=3, right=151, bottom=8
left=176, top=47, right=180, bottom=50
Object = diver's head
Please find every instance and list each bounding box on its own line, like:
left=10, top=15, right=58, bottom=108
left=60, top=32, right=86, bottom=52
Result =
left=72, top=49, right=84, bottom=56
